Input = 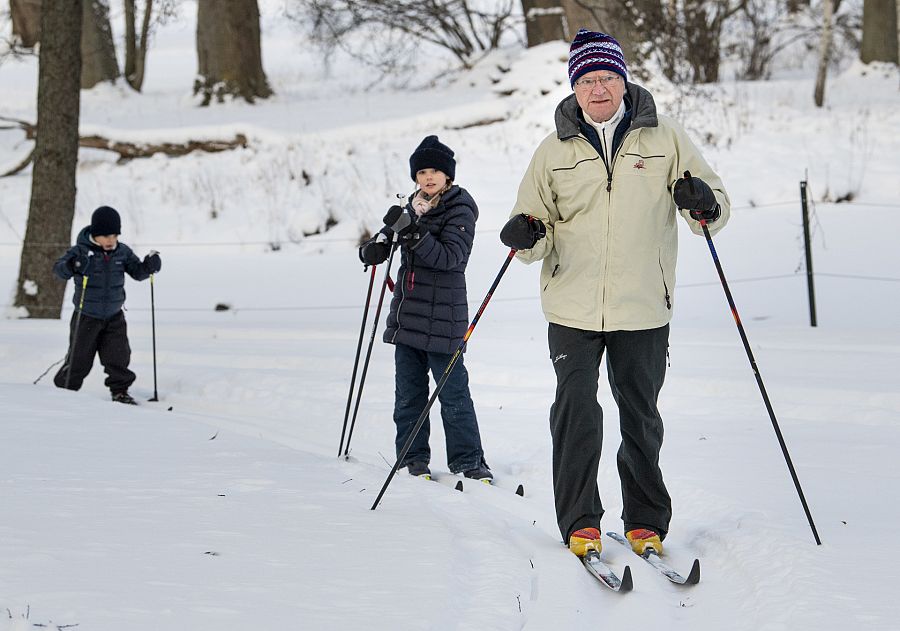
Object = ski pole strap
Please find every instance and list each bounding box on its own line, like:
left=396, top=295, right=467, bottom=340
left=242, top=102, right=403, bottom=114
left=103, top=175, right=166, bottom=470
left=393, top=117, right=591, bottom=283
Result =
left=387, top=275, right=395, bottom=292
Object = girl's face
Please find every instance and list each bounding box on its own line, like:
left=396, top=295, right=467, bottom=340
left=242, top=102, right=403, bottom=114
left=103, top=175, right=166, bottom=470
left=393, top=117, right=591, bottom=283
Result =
left=415, top=168, right=448, bottom=197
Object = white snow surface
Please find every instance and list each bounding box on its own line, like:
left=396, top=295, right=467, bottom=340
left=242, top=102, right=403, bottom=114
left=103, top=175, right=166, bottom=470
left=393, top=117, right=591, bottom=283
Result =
left=1, top=5, right=900, bottom=630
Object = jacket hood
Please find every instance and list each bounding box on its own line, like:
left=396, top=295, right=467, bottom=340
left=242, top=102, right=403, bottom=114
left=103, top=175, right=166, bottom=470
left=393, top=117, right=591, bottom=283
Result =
left=76, top=226, right=94, bottom=247
left=554, top=82, right=658, bottom=140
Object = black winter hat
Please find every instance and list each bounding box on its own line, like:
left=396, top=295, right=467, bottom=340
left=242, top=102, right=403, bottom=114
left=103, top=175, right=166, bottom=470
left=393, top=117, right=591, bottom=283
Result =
left=90, top=205, right=122, bottom=236
left=409, top=135, right=456, bottom=182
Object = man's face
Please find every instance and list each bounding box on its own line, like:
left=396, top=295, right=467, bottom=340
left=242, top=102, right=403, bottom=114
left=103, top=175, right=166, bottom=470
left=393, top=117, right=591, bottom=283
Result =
left=573, top=70, right=626, bottom=123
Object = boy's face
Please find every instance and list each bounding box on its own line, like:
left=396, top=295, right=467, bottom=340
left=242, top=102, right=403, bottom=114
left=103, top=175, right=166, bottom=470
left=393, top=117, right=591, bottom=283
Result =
left=94, top=234, right=118, bottom=250
left=415, top=168, right=448, bottom=198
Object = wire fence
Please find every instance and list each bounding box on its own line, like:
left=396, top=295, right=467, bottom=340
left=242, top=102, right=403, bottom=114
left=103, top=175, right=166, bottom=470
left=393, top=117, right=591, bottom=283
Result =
left=0, top=199, right=895, bottom=250
left=2, top=197, right=898, bottom=315
left=5, top=271, right=895, bottom=317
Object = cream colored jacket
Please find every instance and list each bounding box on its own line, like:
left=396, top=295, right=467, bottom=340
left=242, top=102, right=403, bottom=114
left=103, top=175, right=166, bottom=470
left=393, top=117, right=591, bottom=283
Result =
left=512, top=85, right=730, bottom=332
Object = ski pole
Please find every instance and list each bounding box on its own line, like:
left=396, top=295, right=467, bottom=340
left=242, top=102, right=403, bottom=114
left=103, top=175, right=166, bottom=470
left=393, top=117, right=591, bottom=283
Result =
left=63, top=274, right=89, bottom=390
left=371, top=248, right=517, bottom=510
left=342, top=236, right=399, bottom=459
left=337, top=263, right=378, bottom=456
left=341, top=205, right=407, bottom=458
left=685, top=171, right=821, bottom=545
left=33, top=356, right=66, bottom=385
left=148, top=272, right=159, bottom=402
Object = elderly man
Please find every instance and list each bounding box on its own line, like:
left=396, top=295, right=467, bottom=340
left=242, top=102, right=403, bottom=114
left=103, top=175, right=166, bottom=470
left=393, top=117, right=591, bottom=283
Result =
left=500, top=30, right=730, bottom=558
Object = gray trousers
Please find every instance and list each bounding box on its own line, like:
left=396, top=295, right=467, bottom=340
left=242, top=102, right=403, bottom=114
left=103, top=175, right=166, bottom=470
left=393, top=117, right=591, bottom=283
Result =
left=548, top=323, right=672, bottom=542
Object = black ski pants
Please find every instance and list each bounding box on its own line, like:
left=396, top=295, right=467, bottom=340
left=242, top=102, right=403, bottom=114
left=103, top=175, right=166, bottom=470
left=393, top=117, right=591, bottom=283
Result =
left=54, top=310, right=136, bottom=394
left=547, top=322, right=672, bottom=543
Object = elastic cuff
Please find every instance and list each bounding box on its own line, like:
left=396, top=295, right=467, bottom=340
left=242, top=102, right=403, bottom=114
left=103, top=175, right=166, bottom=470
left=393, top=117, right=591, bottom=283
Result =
left=408, top=233, right=427, bottom=251
left=624, top=521, right=667, bottom=541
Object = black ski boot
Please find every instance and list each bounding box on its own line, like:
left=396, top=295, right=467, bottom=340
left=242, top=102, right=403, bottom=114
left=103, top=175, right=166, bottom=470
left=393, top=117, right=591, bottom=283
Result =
left=111, top=391, right=138, bottom=405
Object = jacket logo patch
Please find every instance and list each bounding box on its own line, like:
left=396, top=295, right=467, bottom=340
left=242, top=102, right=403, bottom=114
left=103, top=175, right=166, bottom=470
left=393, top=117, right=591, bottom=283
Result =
left=633, top=159, right=645, bottom=170
left=553, top=353, right=567, bottom=364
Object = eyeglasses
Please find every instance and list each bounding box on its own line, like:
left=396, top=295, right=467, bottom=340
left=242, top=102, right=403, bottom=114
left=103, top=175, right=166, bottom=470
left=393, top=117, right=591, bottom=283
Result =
left=574, top=75, right=623, bottom=90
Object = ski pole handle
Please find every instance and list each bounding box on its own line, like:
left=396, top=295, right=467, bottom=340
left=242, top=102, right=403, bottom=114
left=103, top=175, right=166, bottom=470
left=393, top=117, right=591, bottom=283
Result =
left=682, top=170, right=709, bottom=227
left=77, top=275, right=88, bottom=310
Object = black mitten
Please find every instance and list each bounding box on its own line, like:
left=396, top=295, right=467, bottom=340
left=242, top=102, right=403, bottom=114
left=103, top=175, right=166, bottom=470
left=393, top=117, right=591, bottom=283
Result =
left=673, top=173, right=720, bottom=222
left=69, top=251, right=91, bottom=274
left=359, top=234, right=390, bottom=265
left=500, top=214, right=546, bottom=250
left=143, top=250, right=162, bottom=273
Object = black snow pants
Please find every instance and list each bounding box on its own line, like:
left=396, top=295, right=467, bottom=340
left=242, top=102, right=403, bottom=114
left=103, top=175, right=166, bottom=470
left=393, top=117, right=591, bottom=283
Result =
left=54, top=310, right=136, bottom=394
left=547, top=322, right=672, bottom=543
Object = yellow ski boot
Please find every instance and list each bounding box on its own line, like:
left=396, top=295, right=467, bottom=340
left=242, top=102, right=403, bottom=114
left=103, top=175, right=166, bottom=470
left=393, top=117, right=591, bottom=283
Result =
left=625, top=528, right=663, bottom=555
left=568, top=527, right=602, bottom=557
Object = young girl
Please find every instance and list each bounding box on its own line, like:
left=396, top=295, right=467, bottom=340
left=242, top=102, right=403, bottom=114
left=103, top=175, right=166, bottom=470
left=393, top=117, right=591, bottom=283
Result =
left=359, top=135, right=491, bottom=482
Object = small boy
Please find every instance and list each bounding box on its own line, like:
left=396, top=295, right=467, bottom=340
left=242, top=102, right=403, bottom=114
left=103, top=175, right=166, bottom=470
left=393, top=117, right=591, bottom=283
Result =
left=53, top=205, right=162, bottom=404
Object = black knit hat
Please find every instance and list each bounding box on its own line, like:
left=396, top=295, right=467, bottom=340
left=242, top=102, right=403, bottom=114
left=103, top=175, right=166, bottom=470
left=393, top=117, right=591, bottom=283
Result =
left=90, top=205, right=121, bottom=236
left=409, top=135, right=456, bottom=182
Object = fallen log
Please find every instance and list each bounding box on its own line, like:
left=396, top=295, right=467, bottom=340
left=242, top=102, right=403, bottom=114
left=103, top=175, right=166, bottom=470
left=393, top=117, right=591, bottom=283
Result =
left=0, top=115, right=248, bottom=175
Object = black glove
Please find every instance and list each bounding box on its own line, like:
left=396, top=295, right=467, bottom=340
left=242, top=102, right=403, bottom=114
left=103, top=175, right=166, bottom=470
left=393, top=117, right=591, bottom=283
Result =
left=500, top=214, right=546, bottom=250
left=673, top=172, right=720, bottom=222
left=358, top=233, right=390, bottom=265
left=143, top=250, right=162, bottom=273
left=386, top=206, right=417, bottom=238
left=68, top=251, right=91, bottom=274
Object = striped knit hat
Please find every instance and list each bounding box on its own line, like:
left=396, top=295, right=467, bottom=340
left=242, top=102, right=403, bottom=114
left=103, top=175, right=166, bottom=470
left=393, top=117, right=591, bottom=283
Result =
left=567, top=29, right=627, bottom=87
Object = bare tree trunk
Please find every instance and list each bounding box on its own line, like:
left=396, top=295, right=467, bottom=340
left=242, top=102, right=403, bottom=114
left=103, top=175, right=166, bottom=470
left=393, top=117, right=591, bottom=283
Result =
left=124, top=0, right=153, bottom=91
left=195, top=0, right=272, bottom=105
left=10, top=0, right=42, bottom=47
left=522, top=0, right=568, bottom=46
left=684, top=0, right=724, bottom=83
left=81, top=0, right=120, bottom=89
left=14, top=0, right=83, bottom=319
left=563, top=0, right=598, bottom=34
left=567, top=0, right=658, bottom=79
left=814, top=0, right=834, bottom=107
left=861, top=0, right=899, bottom=63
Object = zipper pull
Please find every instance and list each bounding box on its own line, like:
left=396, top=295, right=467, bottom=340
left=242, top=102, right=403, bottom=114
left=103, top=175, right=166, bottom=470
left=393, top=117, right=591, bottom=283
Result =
left=406, top=271, right=415, bottom=291
left=606, top=177, right=612, bottom=193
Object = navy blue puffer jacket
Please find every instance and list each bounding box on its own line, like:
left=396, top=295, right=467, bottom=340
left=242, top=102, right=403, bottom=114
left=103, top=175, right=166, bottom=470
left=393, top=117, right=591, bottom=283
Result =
left=383, top=186, right=478, bottom=354
left=53, top=226, right=153, bottom=320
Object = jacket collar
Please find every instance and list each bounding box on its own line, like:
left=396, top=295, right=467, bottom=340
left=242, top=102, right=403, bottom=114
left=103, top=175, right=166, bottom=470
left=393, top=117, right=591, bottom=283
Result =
left=76, top=225, right=119, bottom=254
left=554, top=82, right=658, bottom=141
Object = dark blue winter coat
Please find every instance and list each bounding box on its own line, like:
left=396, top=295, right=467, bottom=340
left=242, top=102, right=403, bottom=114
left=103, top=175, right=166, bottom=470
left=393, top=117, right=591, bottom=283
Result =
left=53, top=226, right=152, bottom=320
left=383, top=186, right=478, bottom=354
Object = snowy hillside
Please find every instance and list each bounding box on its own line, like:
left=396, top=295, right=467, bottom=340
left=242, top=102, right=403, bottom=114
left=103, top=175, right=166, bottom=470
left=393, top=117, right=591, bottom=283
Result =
left=2, top=4, right=900, bottom=630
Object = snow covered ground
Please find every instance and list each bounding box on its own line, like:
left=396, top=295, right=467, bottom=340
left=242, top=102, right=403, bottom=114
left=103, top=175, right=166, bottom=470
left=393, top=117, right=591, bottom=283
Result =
left=2, top=4, right=900, bottom=630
